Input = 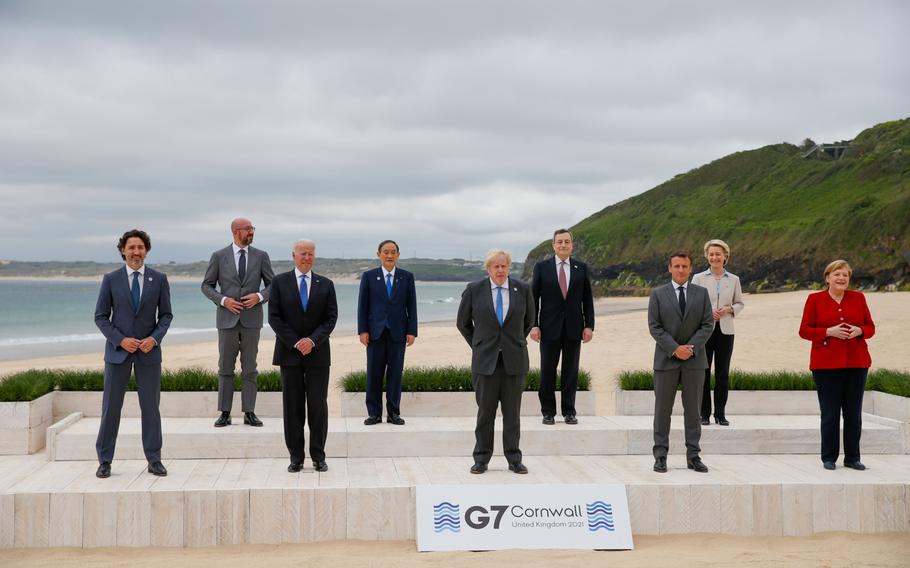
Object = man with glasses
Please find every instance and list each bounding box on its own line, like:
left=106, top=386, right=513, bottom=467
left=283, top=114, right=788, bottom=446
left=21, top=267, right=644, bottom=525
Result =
left=202, top=218, right=275, bottom=428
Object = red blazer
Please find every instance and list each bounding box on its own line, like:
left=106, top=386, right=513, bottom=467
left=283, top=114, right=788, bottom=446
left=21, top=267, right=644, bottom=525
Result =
left=799, top=290, right=875, bottom=370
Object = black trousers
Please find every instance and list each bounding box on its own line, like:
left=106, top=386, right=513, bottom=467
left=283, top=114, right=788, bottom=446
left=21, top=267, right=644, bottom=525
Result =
left=701, top=325, right=735, bottom=421
left=280, top=365, right=330, bottom=464
left=812, top=368, right=867, bottom=464
left=365, top=329, right=406, bottom=418
left=538, top=331, right=581, bottom=417
left=472, top=354, right=526, bottom=466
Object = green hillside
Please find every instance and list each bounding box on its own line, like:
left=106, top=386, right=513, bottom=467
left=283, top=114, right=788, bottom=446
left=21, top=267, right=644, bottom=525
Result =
left=523, top=118, right=910, bottom=293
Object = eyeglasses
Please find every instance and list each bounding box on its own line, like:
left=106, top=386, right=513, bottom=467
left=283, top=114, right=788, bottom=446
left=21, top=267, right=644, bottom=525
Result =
left=236, top=226, right=256, bottom=232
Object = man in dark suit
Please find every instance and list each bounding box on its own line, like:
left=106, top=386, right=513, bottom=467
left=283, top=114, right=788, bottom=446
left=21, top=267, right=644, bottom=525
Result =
left=357, top=239, right=418, bottom=426
left=456, top=249, right=535, bottom=475
left=648, top=250, right=714, bottom=474
left=94, top=229, right=173, bottom=479
left=530, top=229, right=595, bottom=425
left=268, top=239, right=338, bottom=473
left=201, top=217, right=274, bottom=428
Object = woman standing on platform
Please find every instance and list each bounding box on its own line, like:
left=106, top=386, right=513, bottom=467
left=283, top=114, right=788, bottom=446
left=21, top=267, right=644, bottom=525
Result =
left=799, top=260, right=875, bottom=471
left=691, top=239, right=744, bottom=427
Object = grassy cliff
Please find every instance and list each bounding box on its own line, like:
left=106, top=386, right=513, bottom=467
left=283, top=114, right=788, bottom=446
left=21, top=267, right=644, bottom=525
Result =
left=523, top=118, right=910, bottom=293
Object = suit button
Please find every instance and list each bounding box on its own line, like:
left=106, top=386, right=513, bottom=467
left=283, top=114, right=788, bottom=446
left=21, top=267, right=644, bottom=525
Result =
left=840, top=317, right=844, bottom=321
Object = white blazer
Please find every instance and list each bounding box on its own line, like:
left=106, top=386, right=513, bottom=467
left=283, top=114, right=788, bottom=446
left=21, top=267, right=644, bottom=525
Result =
left=691, top=269, right=744, bottom=335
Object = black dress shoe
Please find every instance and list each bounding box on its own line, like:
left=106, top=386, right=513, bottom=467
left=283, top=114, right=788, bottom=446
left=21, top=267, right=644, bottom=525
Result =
left=700, top=418, right=710, bottom=426
left=508, top=462, right=529, bottom=474
left=147, top=461, right=168, bottom=476
left=823, top=461, right=836, bottom=470
left=687, top=457, right=709, bottom=473
left=313, top=460, right=328, bottom=472
left=542, top=415, right=555, bottom=425
left=844, top=461, right=866, bottom=470
left=470, top=462, right=487, bottom=474
left=653, top=457, right=667, bottom=473
left=287, top=462, right=303, bottom=473
left=716, top=417, right=730, bottom=426
left=96, top=462, right=111, bottom=478
left=387, top=414, right=405, bottom=425
left=564, top=415, right=578, bottom=425
left=214, top=412, right=231, bottom=427
left=244, top=412, right=263, bottom=427
left=364, top=415, right=382, bottom=425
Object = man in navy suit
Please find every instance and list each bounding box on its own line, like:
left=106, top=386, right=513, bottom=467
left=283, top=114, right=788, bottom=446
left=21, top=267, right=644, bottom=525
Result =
left=530, top=229, right=595, bottom=425
left=94, top=229, right=173, bottom=479
left=357, top=240, right=418, bottom=425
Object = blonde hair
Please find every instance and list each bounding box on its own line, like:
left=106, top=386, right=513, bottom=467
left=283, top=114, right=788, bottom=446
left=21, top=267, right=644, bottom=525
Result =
left=483, top=249, right=512, bottom=269
left=703, top=239, right=730, bottom=261
left=823, top=259, right=852, bottom=286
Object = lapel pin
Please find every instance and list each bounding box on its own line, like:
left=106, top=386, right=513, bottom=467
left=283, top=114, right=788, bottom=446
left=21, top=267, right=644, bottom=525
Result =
left=148, top=277, right=153, bottom=282
left=573, top=265, right=578, bottom=269
left=377, top=276, right=381, bottom=280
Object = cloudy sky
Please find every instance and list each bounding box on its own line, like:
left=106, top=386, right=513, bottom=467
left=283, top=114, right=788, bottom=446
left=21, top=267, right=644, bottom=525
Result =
left=1, top=1, right=907, bottom=263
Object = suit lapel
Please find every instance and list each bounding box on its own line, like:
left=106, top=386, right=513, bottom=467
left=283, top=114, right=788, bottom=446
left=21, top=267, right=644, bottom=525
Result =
left=225, top=245, right=241, bottom=284
left=116, top=267, right=131, bottom=311
left=502, top=280, right=517, bottom=325
left=666, top=283, right=683, bottom=319
left=137, top=268, right=156, bottom=312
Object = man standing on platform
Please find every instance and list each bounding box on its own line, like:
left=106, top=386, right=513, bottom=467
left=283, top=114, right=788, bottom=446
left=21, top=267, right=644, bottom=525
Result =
left=530, top=229, right=595, bottom=425
left=648, top=250, right=713, bottom=474
left=94, top=229, right=172, bottom=479
left=357, top=239, right=418, bottom=426
left=202, top=217, right=274, bottom=428
left=268, top=239, right=337, bottom=473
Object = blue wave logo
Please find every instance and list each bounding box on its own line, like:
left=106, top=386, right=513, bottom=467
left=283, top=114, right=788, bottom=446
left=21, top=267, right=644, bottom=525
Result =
left=586, top=501, right=615, bottom=532
left=433, top=501, right=460, bottom=533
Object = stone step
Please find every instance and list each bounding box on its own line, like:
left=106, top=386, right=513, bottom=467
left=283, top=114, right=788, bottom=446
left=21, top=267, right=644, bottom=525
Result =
left=50, top=413, right=905, bottom=461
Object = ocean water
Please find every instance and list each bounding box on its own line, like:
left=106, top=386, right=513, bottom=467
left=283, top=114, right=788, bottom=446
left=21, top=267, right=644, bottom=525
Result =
left=0, top=279, right=467, bottom=360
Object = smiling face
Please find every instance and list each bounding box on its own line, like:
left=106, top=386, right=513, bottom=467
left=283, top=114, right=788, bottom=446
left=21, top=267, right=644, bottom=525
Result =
left=826, top=267, right=850, bottom=294
left=292, top=241, right=315, bottom=273
left=706, top=245, right=727, bottom=270
left=668, top=255, right=692, bottom=286
left=121, top=237, right=147, bottom=270
left=231, top=218, right=255, bottom=247
left=486, top=254, right=510, bottom=286
left=377, top=241, right=400, bottom=272
left=552, top=231, right=573, bottom=261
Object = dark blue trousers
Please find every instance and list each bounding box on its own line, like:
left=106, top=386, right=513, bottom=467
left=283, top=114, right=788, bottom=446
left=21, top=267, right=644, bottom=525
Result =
left=95, top=355, right=162, bottom=464
left=365, top=329, right=406, bottom=418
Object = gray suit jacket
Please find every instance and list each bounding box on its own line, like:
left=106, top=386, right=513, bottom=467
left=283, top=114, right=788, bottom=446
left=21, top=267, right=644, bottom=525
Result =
left=456, top=277, right=535, bottom=376
left=201, top=244, right=274, bottom=329
left=648, top=281, right=714, bottom=371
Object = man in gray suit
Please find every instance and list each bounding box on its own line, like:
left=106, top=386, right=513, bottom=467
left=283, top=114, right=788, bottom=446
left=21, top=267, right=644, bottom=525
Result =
left=202, top=218, right=274, bottom=427
left=456, top=249, right=535, bottom=475
left=648, top=250, right=714, bottom=474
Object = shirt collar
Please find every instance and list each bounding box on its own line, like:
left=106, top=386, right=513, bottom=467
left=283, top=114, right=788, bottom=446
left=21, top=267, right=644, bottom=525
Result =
left=294, top=267, right=312, bottom=280
left=489, top=277, right=509, bottom=290
left=703, top=268, right=727, bottom=276
left=673, top=280, right=688, bottom=290
left=232, top=243, right=248, bottom=255
left=125, top=263, right=145, bottom=276
left=554, top=255, right=571, bottom=266
left=382, top=267, right=396, bottom=279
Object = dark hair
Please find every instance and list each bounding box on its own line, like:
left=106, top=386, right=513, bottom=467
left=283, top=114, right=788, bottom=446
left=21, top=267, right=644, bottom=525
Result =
left=377, top=239, right=399, bottom=253
left=552, top=229, right=572, bottom=241
left=117, top=229, right=151, bottom=260
left=668, top=250, right=692, bottom=264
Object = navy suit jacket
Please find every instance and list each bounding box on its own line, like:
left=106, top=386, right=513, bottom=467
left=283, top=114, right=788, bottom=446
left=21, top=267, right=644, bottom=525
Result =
left=94, top=266, right=173, bottom=365
left=357, top=267, right=418, bottom=342
left=268, top=270, right=338, bottom=367
left=531, top=256, right=595, bottom=341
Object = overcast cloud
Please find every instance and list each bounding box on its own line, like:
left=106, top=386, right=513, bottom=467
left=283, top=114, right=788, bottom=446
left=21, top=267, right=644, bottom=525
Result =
left=1, top=0, right=907, bottom=262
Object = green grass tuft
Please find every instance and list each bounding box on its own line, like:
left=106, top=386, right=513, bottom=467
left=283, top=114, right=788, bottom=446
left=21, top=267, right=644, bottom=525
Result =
left=339, top=366, right=591, bottom=392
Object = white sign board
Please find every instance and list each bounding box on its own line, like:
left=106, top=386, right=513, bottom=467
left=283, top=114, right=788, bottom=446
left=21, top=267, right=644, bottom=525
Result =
left=416, top=484, right=633, bottom=551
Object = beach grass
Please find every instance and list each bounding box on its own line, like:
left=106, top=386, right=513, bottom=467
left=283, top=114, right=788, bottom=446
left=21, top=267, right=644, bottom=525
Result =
left=338, top=366, right=592, bottom=392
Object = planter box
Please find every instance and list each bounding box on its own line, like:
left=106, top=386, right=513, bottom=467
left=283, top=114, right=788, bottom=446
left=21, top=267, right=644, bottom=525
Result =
left=53, top=391, right=286, bottom=419
left=340, top=391, right=596, bottom=417
left=615, top=389, right=875, bottom=416
left=0, top=393, right=54, bottom=454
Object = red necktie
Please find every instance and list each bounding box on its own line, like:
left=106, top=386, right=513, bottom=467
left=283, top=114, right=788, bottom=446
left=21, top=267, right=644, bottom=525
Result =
left=559, top=261, right=568, bottom=299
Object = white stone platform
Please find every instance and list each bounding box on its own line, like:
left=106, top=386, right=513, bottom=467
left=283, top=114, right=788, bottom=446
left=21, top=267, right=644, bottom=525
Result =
left=2, top=453, right=908, bottom=548
left=48, top=414, right=906, bottom=461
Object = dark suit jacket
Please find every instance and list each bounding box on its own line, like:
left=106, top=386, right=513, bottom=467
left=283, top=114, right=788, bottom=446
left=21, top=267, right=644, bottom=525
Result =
left=94, top=266, right=173, bottom=365
left=531, top=256, right=595, bottom=341
left=647, top=281, right=714, bottom=371
left=356, top=267, right=418, bottom=341
left=201, top=244, right=274, bottom=329
left=268, top=270, right=338, bottom=367
left=456, top=278, right=535, bottom=376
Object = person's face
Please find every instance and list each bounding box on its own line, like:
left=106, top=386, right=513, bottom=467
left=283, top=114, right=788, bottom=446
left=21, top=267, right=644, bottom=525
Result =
left=232, top=220, right=255, bottom=247
left=487, top=255, right=510, bottom=286
left=377, top=243, right=400, bottom=272
left=826, top=268, right=850, bottom=293
left=552, top=232, right=573, bottom=260
left=121, top=237, right=147, bottom=270
left=292, top=242, right=315, bottom=273
left=706, top=245, right=727, bottom=269
left=668, top=255, right=692, bottom=285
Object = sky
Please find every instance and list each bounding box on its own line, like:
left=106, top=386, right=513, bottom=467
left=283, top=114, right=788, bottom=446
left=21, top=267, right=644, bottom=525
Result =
left=1, top=0, right=907, bottom=263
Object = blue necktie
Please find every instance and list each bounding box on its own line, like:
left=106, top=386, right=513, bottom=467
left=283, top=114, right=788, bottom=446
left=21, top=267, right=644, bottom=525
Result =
left=238, top=249, right=246, bottom=282
left=496, top=286, right=504, bottom=326
left=299, top=274, right=309, bottom=311
left=386, top=273, right=393, bottom=298
left=131, top=271, right=141, bottom=313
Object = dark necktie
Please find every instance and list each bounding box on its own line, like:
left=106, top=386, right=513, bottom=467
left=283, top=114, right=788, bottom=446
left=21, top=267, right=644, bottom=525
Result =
left=130, top=271, right=141, bottom=312
left=299, top=274, right=308, bottom=311
left=386, top=273, right=393, bottom=298
left=677, top=285, right=686, bottom=315
left=238, top=249, right=247, bottom=282
left=496, top=286, right=504, bottom=326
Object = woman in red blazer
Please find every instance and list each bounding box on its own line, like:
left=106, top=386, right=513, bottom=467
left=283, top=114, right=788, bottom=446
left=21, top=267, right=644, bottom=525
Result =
left=799, top=259, right=875, bottom=471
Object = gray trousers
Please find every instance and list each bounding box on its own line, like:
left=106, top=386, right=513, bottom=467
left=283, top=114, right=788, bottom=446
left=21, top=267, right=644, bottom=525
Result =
left=96, top=356, right=162, bottom=464
left=472, top=355, right=527, bottom=466
left=217, top=325, right=261, bottom=413
left=653, top=367, right=704, bottom=460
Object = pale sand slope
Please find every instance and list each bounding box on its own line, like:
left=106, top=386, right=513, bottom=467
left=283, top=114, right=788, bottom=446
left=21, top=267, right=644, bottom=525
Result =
left=1, top=291, right=907, bottom=416
left=1, top=533, right=908, bottom=567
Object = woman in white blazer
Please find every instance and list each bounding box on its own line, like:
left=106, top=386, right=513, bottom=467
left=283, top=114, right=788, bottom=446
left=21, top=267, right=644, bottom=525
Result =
left=691, top=239, right=744, bottom=426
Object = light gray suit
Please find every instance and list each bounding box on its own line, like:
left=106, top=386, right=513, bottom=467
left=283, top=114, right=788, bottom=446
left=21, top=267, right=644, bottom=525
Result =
left=201, top=244, right=274, bottom=412
left=648, top=281, right=714, bottom=459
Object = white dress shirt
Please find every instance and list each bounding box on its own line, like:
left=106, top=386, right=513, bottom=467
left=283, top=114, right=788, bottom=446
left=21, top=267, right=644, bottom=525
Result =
left=124, top=263, right=145, bottom=298
left=489, top=277, right=510, bottom=319
left=554, top=255, right=571, bottom=289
